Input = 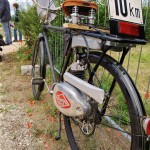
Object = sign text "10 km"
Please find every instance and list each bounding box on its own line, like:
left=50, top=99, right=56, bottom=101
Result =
left=115, top=0, right=141, bottom=18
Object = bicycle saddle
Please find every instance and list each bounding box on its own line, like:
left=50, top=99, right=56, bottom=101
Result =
left=62, top=0, right=98, bottom=16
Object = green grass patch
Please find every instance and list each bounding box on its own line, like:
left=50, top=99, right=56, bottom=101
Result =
left=16, top=45, right=32, bottom=63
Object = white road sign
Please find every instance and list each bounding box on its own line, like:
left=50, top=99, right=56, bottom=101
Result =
left=108, top=0, right=143, bottom=24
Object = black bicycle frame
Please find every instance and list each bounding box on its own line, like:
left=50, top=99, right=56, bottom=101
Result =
left=41, top=24, right=147, bottom=84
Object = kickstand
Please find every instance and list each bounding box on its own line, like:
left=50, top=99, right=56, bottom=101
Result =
left=55, top=112, right=62, bottom=140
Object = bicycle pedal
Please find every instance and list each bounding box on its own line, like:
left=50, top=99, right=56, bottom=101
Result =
left=32, top=77, right=44, bottom=85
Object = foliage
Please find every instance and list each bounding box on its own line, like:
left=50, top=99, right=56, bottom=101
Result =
left=16, top=45, right=32, bottom=62
left=16, top=5, right=42, bottom=48
left=116, top=93, right=129, bottom=124
left=143, top=5, right=150, bottom=40
left=94, top=0, right=150, bottom=39
left=143, top=98, right=150, bottom=116
left=15, top=0, right=150, bottom=49
left=14, top=0, right=150, bottom=67
left=95, top=0, right=109, bottom=28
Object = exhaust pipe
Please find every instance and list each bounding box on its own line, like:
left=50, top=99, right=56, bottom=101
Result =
left=64, top=72, right=104, bottom=104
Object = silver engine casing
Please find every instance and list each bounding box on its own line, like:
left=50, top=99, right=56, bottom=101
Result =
left=53, top=82, right=91, bottom=117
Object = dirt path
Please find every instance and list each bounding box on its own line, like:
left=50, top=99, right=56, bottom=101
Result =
left=0, top=52, right=45, bottom=150
left=0, top=47, right=70, bottom=150
left=0, top=42, right=21, bottom=55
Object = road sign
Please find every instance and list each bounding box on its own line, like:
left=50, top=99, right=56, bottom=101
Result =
left=108, top=0, right=143, bottom=24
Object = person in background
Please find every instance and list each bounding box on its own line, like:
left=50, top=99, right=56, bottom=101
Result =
left=0, top=0, right=12, bottom=45
left=13, top=3, right=22, bottom=42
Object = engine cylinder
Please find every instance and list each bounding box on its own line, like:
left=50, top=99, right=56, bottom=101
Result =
left=70, top=70, right=85, bottom=80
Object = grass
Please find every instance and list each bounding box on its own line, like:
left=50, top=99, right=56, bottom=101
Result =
left=16, top=45, right=32, bottom=63
left=105, top=43, right=150, bottom=116
left=126, top=45, right=150, bottom=97
left=0, top=105, right=15, bottom=113
left=107, top=44, right=150, bottom=97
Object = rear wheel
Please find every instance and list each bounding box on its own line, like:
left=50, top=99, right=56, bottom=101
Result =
left=31, top=38, right=46, bottom=100
left=64, top=52, right=145, bottom=150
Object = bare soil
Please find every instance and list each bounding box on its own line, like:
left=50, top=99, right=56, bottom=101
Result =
left=0, top=53, right=70, bottom=150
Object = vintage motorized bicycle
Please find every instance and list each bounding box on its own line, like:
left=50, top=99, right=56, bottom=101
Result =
left=31, top=0, right=150, bottom=149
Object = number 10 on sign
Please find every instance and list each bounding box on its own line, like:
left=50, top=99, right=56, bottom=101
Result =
left=108, top=0, right=143, bottom=24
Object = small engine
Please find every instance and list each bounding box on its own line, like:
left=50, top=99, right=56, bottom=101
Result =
left=53, top=61, right=104, bottom=117
left=53, top=82, right=91, bottom=117
left=53, top=61, right=91, bottom=117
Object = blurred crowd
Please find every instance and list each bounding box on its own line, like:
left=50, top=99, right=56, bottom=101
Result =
left=0, top=0, right=22, bottom=46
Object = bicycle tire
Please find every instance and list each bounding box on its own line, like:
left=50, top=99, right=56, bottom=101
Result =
left=31, top=38, right=46, bottom=100
left=64, top=52, right=146, bottom=150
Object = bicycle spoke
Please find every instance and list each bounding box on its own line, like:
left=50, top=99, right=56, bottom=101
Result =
left=64, top=53, right=144, bottom=149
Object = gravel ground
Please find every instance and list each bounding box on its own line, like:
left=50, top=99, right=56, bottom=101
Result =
left=0, top=46, right=45, bottom=150
left=0, top=45, right=70, bottom=150
left=0, top=102, right=39, bottom=150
